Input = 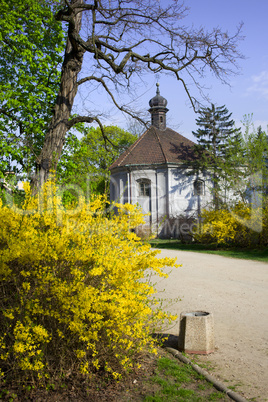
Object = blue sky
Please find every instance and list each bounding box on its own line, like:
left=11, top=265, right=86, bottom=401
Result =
left=173, top=0, right=268, bottom=141
left=76, top=0, right=268, bottom=141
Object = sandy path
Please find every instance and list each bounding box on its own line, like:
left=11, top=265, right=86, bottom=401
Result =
left=153, top=249, right=268, bottom=401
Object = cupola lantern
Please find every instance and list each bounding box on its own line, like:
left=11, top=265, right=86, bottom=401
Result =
left=148, top=83, right=169, bottom=130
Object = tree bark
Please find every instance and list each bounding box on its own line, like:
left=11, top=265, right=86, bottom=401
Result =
left=31, top=0, right=85, bottom=192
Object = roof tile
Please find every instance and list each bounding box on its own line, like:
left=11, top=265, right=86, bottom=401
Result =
left=109, top=126, right=197, bottom=169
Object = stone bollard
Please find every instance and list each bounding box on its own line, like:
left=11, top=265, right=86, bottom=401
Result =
left=178, top=311, right=215, bottom=354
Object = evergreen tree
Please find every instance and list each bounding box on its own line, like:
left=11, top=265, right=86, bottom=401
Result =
left=192, top=104, right=242, bottom=209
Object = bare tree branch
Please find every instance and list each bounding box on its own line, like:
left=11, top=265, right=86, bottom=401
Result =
left=67, top=115, right=94, bottom=128
left=29, top=0, right=244, bottom=188
left=77, top=75, right=147, bottom=125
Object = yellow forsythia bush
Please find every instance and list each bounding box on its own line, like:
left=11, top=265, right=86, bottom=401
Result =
left=195, top=203, right=268, bottom=247
left=0, top=180, right=177, bottom=386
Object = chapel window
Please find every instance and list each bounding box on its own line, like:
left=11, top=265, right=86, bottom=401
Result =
left=194, top=179, right=204, bottom=196
left=137, top=179, right=150, bottom=196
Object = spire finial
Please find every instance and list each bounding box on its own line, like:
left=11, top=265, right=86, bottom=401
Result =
left=156, top=82, right=160, bottom=95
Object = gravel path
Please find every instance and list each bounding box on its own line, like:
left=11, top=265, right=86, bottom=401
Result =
left=153, top=249, right=268, bottom=401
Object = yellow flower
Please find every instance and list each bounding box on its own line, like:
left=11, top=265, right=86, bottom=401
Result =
left=0, top=179, right=178, bottom=383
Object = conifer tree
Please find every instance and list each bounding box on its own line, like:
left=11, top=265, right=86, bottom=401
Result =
left=192, top=104, right=242, bottom=209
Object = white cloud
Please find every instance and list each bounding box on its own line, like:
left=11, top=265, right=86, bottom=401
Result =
left=252, top=71, right=268, bottom=83
left=247, top=70, right=268, bottom=99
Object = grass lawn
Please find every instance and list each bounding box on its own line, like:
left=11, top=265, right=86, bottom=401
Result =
left=139, top=351, right=230, bottom=402
left=116, top=349, right=231, bottom=402
left=148, top=239, right=268, bottom=263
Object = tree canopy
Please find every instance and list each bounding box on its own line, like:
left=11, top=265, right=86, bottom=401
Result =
left=57, top=125, right=137, bottom=196
left=0, top=0, right=65, bottom=178
left=239, top=117, right=268, bottom=200
left=0, top=0, right=244, bottom=188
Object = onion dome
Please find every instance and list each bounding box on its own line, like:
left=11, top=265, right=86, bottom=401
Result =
left=148, top=83, right=169, bottom=130
left=149, top=82, right=168, bottom=108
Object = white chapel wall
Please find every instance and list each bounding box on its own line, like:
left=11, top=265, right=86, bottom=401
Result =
left=168, top=168, right=213, bottom=217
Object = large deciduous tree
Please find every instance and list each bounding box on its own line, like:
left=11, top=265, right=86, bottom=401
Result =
left=1, top=0, right=243, bottom=190
left=57, top=125, right=137, bottom=195
left=0, top=0, right=65, bottom=178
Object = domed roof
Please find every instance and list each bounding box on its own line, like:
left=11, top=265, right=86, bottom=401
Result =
left=149, top=83, right=168, bottom=108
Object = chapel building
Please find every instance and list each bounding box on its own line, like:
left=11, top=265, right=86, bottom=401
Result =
left=109, top=84, right=213, bottom=237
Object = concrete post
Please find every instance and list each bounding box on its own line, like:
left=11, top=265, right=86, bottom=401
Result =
left=178, top=311, right=215, bottom=354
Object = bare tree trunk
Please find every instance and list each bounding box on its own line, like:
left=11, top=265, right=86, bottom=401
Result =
left=31, top=0, right=84, bottom=192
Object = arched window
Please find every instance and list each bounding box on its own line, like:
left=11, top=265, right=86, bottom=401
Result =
left=194, top=179, right=204, bottom=196
left=137, top=178, right=151, bottom=196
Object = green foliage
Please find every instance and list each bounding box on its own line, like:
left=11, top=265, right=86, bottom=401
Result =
left=193, top=104, right=241, bottom=159
left=0, top=179, right=177, bottom=388
left=192, top=104, right=242, bottom=209
left=0, top=187, right=25, bottom=209
left=0, top=0, right=65, bottom=176
left=58, top=125, right=137, bottom=196
left=241, top=116, right=268, bottom=187
left=0, top=174, right=25, bottom=207
left=191, top=113, right=268, bottom=210
left=220, top=116, right=268, bottom=204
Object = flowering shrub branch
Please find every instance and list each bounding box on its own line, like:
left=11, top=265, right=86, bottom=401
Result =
left=0, top=179, right=177, bottom=387
left=195, top=203, right=268, bottom=247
